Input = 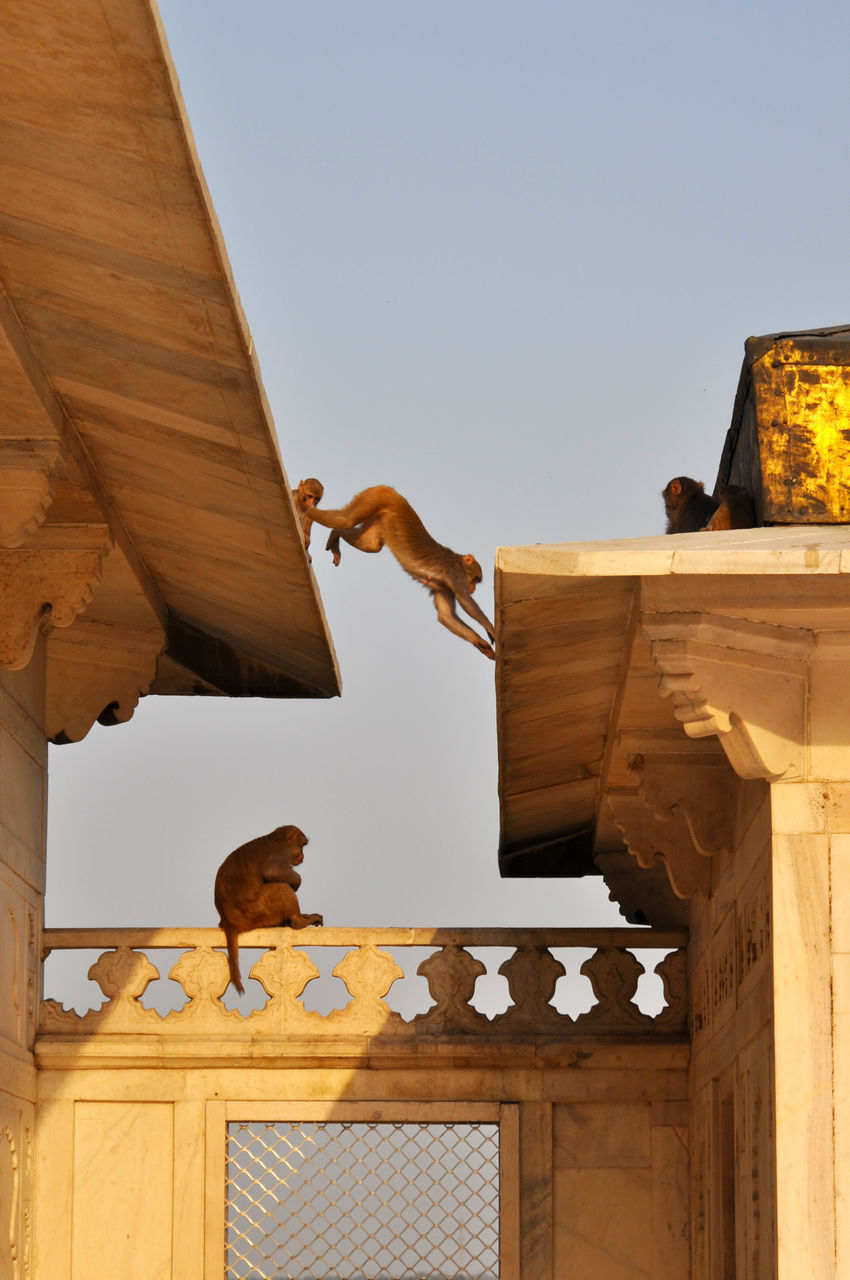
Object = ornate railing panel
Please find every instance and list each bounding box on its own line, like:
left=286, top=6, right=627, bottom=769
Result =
left=39, top=927, right=687, bottom=1050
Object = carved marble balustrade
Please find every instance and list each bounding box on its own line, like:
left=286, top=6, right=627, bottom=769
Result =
left=38, top=926, right=687, bottom=1067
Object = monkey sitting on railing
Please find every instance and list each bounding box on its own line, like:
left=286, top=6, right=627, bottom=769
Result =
left=214, top=824, right=323, bottom=994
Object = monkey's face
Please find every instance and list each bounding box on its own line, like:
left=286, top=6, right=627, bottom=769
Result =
left=297, top=479, right=324, bottom=508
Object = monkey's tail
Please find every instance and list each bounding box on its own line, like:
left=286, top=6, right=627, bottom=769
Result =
left=223, top=925, right=244, bottom=995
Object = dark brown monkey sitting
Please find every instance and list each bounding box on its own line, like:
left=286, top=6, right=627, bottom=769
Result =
left=309, top=484, right=496, bottom=659
left=704, top=484, right=756, bottom=530
left=214, top=824, right=323, bottom=994
left=662, top=476, right=719, bottom=533
left=292, top=477, right=324, bottom=559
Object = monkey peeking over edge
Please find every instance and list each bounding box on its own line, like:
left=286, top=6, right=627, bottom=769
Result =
left=663, top=476, right=756, bottom=533
left=214, top=824, right=323, bottom=994
left=292, top=477, right=324, bottom=560
left=308, top=484, right=496, bottom=659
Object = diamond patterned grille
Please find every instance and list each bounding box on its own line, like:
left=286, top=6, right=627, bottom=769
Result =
left=225, top=1120, right=500, bottom=1279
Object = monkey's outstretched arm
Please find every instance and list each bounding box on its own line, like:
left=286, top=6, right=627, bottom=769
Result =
left=309, top=489, right=386, bottom=532
left=453, top=590, right=496, bottom=642
left=432, top=588, right=496, bottom=659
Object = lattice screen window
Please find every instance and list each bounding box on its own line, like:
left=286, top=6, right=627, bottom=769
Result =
left=225, top=1119, right=501, bottom=1279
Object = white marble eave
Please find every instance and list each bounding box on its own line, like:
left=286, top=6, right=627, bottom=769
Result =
left=496, top=524, right=850, bottom=581
left=493, top=525, right=850, bottom=877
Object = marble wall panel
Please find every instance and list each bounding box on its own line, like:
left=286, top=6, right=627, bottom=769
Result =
left=71, top=1101, right=173, bottom=1280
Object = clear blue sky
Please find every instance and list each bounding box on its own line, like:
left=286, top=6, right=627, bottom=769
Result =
left=45, top=1, right=850, bottom=989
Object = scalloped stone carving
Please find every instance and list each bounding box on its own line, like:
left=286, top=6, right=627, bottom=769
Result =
left=326, top=945, right=404, bottom=1034
left=415, top=946, right=489, bottom=1033
left=40, top=947, right=161, bottom=1033
left=495, top=946, right=570, bottom=1031
left=0, top=425, right=65, bottom=550
left=247, top=946, right=326, bottom=1032
left=574, top=948, right=655, bottom=1031
left=653, top=948, right=688, bottom=1034
left=165, top=947, right=244, bottom=1030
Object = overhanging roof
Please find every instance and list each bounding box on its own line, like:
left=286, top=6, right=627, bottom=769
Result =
left=0, top=0, right=339, bottom=724
left=495, top=526, right=850, bottom=879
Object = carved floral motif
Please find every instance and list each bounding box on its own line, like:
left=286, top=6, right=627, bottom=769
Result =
left=415, top=946, right=489, bottom=1032
left=574, top=948, right=655, bottom=1031
left=652, top=948, right=688, bottom=1034
left=495, top=946, right=570, bottom=1031
left=325, top=946, right=404, bottom=1034
left=248, top=946, right=326, bottom=1033
left=40, top=946, right=161, bottom=1032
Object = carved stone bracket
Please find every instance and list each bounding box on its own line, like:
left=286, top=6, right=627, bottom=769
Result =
left=0, top=525, right=112, bottom=670
left=626, top=747, right=734, bottom=859
left=605, top=738, right=735, bottom=901
left=0, top=442, right=64, bottom=549
left=642, top=611, right=810, bottom=781
left=606, top=791, right=711, bottom=900
left=45, top=617, right=166, bottom=742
